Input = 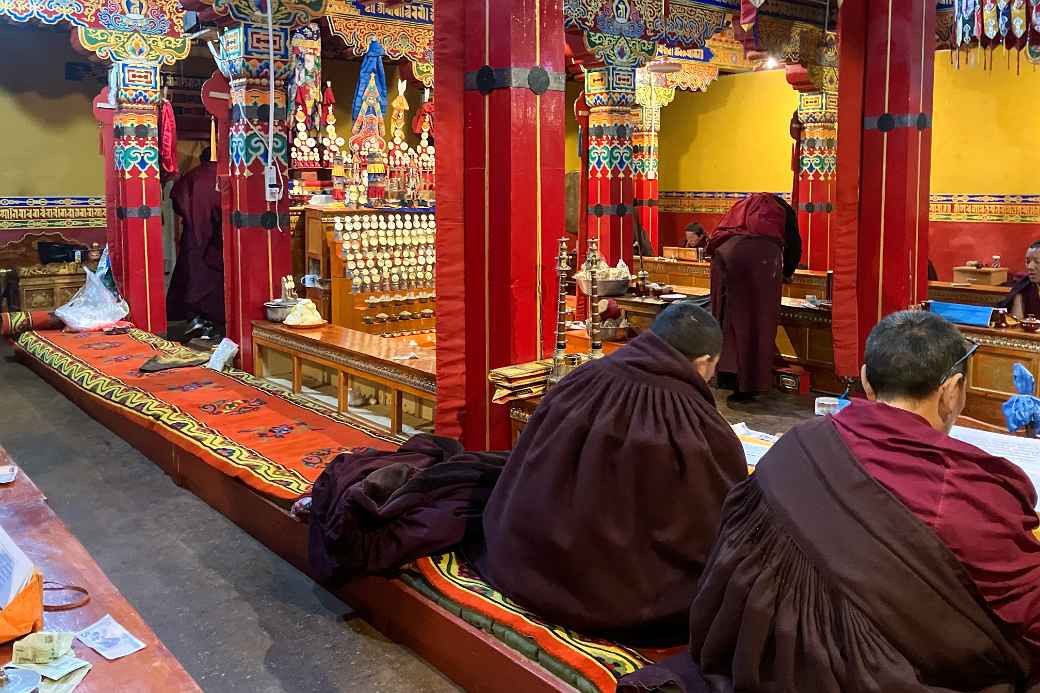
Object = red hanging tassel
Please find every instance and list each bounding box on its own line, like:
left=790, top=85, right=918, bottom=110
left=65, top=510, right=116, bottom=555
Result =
left=159, top=99, right=178, bottom=175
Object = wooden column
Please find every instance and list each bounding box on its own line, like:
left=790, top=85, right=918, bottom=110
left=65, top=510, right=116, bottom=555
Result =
left=832, top=0, right=936, bottom=376
left=574, top=90, right=590, bottom=319
left=108, top=61, right=166, bottom=334
left=434, top=0, right=565, bottom=449
left=585, top=66, right=635, bottom=267
left=794, top=91, right=837, bottom=270
left=221, top=24, right=292, bottom=371
left=632, top=69, right=675, bottom=255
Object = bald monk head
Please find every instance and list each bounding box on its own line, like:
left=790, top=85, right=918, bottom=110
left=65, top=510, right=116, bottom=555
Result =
left=650, top=301, right=722, bottom=384
left=620, top=309, right=1040, bottom=692
left=477, top=297, right=747, bottom=644
left=861, top=310, right=974, bottom=434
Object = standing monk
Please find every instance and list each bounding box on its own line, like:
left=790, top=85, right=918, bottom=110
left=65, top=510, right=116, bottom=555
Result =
left=1001, top=240, right=1040, bottom=319
left=708, top=193, right=801, bottom=402
left=475, top=302, right=748, bottom=644
left=167, top=147, right=224, bottom=330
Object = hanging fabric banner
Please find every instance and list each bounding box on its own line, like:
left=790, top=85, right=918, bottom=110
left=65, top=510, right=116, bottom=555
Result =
left=353, top=40, right=387, bottom=121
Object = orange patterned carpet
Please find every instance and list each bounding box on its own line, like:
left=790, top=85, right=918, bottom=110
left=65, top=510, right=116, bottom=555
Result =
left=14, top=328, right=396, bottom=501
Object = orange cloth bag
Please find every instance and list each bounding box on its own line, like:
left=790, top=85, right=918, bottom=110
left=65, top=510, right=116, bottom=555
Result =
left=0, top=571, right=44, bottom=644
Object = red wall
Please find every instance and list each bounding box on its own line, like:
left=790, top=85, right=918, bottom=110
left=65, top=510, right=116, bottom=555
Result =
left=661, top=210, right=1039, bottom=283
left=928, top=221, right=1040, bottom=281
left=659, top=211, right=726, bottom=250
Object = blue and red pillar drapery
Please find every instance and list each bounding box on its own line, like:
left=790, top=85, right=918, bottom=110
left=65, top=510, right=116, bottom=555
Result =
left=434, top=0, right=565, bottom=449
left=214, top=24, right=293, bottom=372
left=585, top=66, right=636, bottom=268
left=93, top=64, right=167, bottom=336
left=832, top=0, right=937, bottom=377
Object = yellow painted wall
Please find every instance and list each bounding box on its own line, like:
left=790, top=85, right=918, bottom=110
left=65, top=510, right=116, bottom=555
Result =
left=0, top=24, right=104, bottom=196
left=930, top=53, right=1040, bottom=195
left=658, top=69, right=797, bottom=192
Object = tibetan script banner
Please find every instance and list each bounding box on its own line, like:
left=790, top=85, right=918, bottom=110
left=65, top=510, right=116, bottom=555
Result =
left=0, top=197, right=107, bottom=231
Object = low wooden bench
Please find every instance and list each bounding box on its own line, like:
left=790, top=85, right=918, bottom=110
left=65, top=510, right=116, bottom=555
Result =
left=0, top=445, right=199, bottom=691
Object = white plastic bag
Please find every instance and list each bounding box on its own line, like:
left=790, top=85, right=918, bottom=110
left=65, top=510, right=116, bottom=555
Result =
left=54, top=266, right=129, bottom=331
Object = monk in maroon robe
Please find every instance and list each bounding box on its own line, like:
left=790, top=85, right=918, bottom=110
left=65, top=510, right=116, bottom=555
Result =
left=708, top=193, right=801, bottom=401
left=474, top=302, right=748, bottom=644
left=167, top=147, right=224, bottom=325
left=619, top=310, right=1040, bottom=692
left=1000, top=240, right=1040, bottom=320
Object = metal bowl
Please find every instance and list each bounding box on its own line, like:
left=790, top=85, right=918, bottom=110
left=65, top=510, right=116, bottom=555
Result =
left=576, top=277, right=630, bottom=297
left=265, top=300, right=299, bottom=323
left=1021, top=318, right=1040, bottom=333
left=597, top=325, right=630, bottom=342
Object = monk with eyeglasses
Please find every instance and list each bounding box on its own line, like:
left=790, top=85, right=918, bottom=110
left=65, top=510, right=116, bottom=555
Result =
left=620, top=310, right=1040, bottom=693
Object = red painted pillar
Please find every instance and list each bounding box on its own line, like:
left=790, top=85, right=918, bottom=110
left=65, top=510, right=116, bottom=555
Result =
left=632, top=72, right=674, bottom=255
left=92, top=89, right=121, bottom=294
left=833, top=0, right=936, bottom=377
left=107, top=62, right=166, bottom=334
left=434, top=0, right=565, bottom=449
left=221, top=24, right=292, bottom=372
left=574, top=90, right=590, bottom=319
left=794, top=92, right=837, bottom=270
left=632, top=109, right=659, bottom=253
left=585, top=66, right=635, bottom=268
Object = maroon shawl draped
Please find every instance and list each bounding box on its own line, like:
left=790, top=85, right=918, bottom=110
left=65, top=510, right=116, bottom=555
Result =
left=475, top=330, right=748, bottom=644
left=618, top=416, right=1036, bottom=693
left=705, top=192, right=785, bottom=256
left=308, top=434, right=505, bottom=586
left=1000, top=276, right=1040, bottom=318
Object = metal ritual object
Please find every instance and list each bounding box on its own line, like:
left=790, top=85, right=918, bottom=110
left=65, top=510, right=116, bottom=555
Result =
left=548, top=237, right=584, bottom=387
left=587, top=236, right=605, bottom=360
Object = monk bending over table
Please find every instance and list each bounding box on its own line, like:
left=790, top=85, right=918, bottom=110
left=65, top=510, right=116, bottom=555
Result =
left=619, top=310, right=1040, bottom=693
left=472, top=302, right=748, bottom=645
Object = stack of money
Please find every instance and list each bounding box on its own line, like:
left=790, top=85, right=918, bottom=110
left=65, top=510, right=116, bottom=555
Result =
left=488, top=360, right=552, bottom=404
left=8, top=631, right=91, bottom=692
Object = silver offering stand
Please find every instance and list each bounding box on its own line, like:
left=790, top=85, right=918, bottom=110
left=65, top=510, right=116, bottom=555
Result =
left=587, top=236, right=604, bottom=360
left=548, top=237, right=584, bottom=387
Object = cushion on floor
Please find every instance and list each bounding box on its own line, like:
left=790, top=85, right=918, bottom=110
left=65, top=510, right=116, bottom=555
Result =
left=402, top=552, right=682, bottom=693
left=15, top=328, right=396, bottom=500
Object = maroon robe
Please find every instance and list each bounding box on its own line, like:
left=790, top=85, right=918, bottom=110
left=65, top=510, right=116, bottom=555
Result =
left=475, top=330, right=748, bottom=643
left=167, top=161, right=224, bottom=323
left=618, top=410, right=1039, bottom=693
left=308, top=435, right=504, bottom=586
left=1000, top=276, right=1040, bottom=318
left=708, top=193, right=798, bottom=394
left=835, top=400, right=1040, bottom=656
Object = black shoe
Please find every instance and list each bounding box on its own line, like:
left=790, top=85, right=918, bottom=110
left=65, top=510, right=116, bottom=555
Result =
left=727, top=391, right=758, bottom=405
left=182, top=316, right=209, bottom=341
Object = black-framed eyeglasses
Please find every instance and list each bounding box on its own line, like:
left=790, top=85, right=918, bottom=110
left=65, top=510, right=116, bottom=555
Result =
left=939, top=339, right=979, bottom=386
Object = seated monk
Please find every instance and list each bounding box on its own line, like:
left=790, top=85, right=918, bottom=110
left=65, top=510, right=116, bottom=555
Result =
left=472, top=302, right=749, bottom=644
left=1000, top=240, right=1040, bottom=319
left=619, top=310, right=1040, bottom=692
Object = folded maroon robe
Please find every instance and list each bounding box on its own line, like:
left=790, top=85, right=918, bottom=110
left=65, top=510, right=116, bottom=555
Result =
left=475, top=330, right=748, bottom=644
left=618, top=416, right=1037, bottom=693
left=308, top=435, right=505, bottom=585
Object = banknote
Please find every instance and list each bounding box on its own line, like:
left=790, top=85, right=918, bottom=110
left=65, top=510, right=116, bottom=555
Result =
left=10, top=654, right=89, bottom=681
left=39, top=662, right=91, bottom=693
left=12, top=632, right=75, bottom=665
left=76, top=615, right=145, bottom=660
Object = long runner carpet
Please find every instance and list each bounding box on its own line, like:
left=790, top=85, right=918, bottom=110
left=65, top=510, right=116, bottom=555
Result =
left=14, top=327, right=396, bottom=500
left=403, top=552, right=682, bottom=693
left=13, top=321, right=675, bottom=691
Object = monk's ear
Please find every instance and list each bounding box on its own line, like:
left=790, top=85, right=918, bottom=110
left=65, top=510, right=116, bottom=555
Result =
left=860, top=365, right=878, bottom=401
